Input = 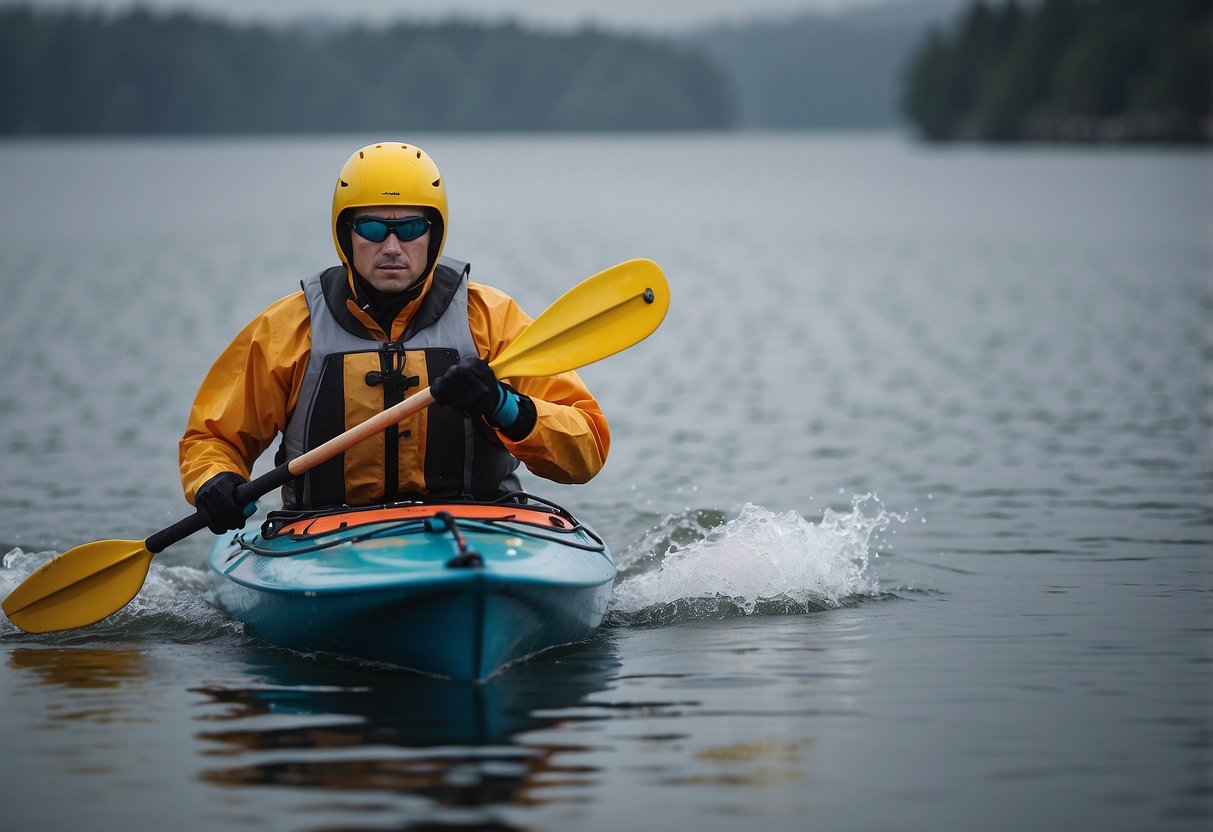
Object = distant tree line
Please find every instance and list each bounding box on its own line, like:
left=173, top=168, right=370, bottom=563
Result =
left=0, top=7, right=736, bottom=134
left=903, top=0, right=1212, bottom=142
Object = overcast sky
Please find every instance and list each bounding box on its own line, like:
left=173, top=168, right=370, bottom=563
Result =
left=11, top=0, right=924, bottom=31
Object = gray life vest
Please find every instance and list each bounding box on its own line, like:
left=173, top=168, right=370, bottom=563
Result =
left=279, top=257, right=521, bottom=508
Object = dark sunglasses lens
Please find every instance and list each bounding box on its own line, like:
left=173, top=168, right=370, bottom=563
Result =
left=352, top=216, right=429, bottom=242
left=352, top=218, right=390, bottom=242
left=396, top=217, right=429, bottom=241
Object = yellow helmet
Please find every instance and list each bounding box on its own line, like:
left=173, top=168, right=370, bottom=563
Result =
left=331, top=142, right=448, bottom=281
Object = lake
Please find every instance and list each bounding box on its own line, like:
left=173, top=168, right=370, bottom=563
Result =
left=0, top=132, right=1209, bottom=831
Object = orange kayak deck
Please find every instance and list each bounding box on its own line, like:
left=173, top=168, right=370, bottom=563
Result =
left=273, top=503, right=575, bottom=537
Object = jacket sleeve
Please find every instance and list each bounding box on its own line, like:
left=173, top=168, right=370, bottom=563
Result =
left=468, top=282, right=610, bottom=484
left=178, top=294, right=311, bottom=503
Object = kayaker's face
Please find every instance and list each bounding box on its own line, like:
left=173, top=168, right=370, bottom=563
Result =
left=350, top=205, right=432, bottom=293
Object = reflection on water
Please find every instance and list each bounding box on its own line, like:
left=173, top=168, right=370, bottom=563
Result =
left=6, top=646, right=158, bottom=793
left=682, top=738, right=815, bottom=787
left=8, top=647, right=152, bottom=729
left=191, top=641, right=624, bottom=822
left=9, top=646, right=149, bottom=689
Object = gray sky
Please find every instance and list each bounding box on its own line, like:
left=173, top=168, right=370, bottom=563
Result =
left=12, top=0, right=923, bottom=32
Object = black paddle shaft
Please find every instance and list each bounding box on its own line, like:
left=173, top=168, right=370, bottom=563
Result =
left=144, top=465, right=294, bottom=554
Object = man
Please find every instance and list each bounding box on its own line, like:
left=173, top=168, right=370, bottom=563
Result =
left=180, top=142, right=609, bottom=532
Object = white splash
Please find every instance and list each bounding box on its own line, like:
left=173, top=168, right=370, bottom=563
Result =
left=611, top=495, right=903, bottom=623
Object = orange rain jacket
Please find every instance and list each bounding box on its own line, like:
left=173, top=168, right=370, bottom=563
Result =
left=179, top=273, right=610, bottom=504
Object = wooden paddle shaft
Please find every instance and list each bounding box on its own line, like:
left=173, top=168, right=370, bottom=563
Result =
left=237, top=387, right=435, bottom=505
left=288, top=388, right=435, bottom=477
left=147, top=390, right=435, bottom=555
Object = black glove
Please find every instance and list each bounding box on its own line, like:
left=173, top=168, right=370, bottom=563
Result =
left=431, top=356, right=501, bottom=418
left=431, top=356, right=536, bottom=439
left=195, top=472, right=253, bottom=534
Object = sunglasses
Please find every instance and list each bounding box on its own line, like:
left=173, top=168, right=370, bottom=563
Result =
left=349, top=215, right=431, bottom=243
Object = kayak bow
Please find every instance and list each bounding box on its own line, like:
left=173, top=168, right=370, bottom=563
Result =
left=207, top=494, right=615, bottom=681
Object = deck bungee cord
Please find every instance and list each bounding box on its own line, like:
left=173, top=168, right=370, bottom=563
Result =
left=233, top=493, right=607, bottom=560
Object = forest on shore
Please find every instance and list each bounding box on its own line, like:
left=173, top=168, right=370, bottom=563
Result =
left=0, top=6, right=735, bottom=133
left=903, top=0, right=1211, bottom=143
left=2, top=1, right=1208, bottom=143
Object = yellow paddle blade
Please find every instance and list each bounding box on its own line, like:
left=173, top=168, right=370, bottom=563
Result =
left=490, top=258, right=669, bottom=381
left=2, top=540, right=153, bottom=633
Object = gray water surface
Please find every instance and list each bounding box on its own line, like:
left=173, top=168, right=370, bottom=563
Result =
left=0, top=133, right=1209, bottom=831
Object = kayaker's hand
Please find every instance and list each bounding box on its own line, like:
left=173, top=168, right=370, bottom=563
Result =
left=431, top=356, right=500, bottom=418
left=195, top=472, right=254, bottom=534
left=431, top=356, right=536, bottom=439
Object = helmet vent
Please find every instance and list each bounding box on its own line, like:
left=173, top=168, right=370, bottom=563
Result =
left=416, top=150, right=422, bottom=159
left=358, top=151, right=365, bottom=159
left=432, top=179, right=440, bottom=187
left=339, top=179, right=348, bottom=188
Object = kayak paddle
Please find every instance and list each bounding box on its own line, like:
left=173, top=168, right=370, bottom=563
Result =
left=3, top=258, right=669, bottom=634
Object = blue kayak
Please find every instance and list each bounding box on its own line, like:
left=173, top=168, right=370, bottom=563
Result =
left=207, top=495, right=615, bottom=681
